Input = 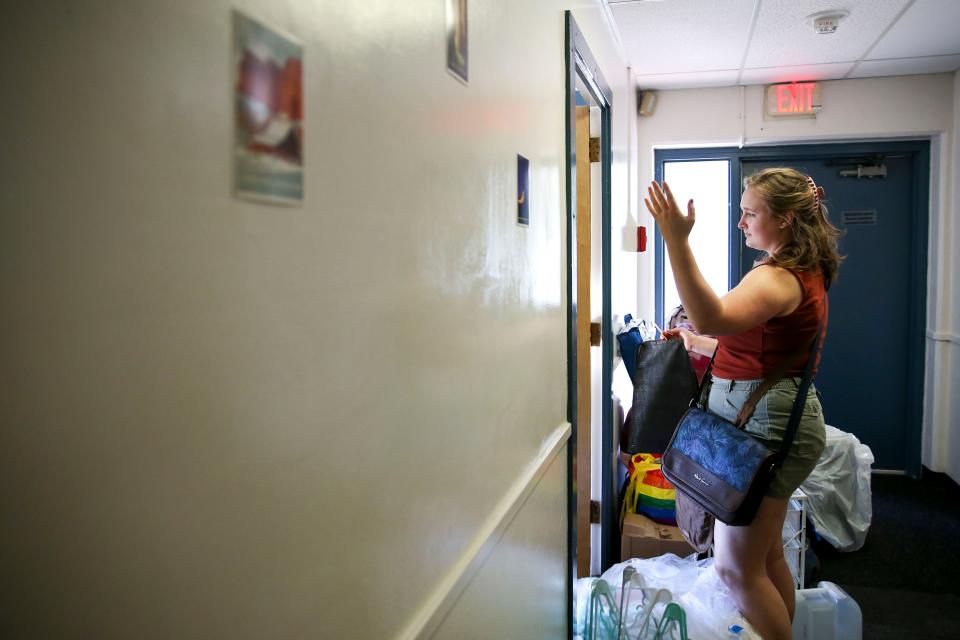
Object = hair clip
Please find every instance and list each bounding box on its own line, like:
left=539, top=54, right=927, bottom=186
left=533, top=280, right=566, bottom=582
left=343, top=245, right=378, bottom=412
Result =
left=805, top=175, right=821, bottom=210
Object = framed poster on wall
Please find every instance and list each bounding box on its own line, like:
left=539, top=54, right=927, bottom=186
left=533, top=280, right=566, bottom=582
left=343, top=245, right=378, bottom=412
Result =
left=232, top=11, right=304, bottom=204
left=517, top=154, right=529, bottom=226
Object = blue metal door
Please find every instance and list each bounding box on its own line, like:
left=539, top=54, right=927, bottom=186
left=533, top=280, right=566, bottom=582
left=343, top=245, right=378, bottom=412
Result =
left=739, top=151, right=925, bottom=471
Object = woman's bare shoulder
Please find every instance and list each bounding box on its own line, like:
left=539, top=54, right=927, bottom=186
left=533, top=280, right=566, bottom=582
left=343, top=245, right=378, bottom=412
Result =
left=744, top=263, right=798, bottom=285
left=745, top=264, right=804, bottom=315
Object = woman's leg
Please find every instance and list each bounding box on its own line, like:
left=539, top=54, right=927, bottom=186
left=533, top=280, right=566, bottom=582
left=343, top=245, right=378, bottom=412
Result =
left=766, top=531, right=796, bottom=620
left=714, top=496, right=791, bottom=640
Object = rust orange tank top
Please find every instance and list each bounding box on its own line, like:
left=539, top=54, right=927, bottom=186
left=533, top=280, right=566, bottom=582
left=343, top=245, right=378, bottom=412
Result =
left=712, top=268, right=827, bottom=379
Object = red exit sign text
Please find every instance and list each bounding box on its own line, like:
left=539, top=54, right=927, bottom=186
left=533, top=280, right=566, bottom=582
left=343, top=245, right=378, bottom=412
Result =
left=765, top=82, right=821, bottom=117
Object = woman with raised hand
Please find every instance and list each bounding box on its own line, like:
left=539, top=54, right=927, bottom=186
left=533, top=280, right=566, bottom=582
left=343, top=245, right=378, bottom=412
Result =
left=647, top=168, right=842, bottom=640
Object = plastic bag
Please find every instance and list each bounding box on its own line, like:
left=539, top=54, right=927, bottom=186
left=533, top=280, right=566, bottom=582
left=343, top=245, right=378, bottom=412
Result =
left=799, top=424, right=874, bottom=551
left=598, top=554, right=700, bottom=601
left=573, top=578, right=599, bottom=637
left=574, top=554, right=761, bottom=640
left=677, top=563, right=761, bottom=640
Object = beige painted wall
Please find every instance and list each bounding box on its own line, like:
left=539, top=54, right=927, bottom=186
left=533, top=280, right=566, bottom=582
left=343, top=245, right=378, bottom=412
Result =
left=935, top=70, right=960, bottom=481
left=431, top=450, right=568, bottom=640
left=635, top=73, right=958, bottom=482
left=0, top=1, right=633, bottom=638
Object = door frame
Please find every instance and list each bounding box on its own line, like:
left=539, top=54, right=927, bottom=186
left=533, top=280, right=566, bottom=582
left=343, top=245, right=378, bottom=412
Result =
left=565, top=9, right=614, bottom=611
left=654, top=140, right=930, bottom=477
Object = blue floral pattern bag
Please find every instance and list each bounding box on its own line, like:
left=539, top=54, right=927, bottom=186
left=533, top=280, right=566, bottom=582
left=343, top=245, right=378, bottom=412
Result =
left=663, top=406, right=778, bottom=525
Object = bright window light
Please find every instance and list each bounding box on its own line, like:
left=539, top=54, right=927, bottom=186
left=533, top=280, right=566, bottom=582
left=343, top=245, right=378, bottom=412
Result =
left=661, top=160, right=730, bottom=323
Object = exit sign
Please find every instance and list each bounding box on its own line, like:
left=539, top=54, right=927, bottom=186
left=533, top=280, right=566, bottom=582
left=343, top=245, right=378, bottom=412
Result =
left=765, top=82, right=821, bottom=117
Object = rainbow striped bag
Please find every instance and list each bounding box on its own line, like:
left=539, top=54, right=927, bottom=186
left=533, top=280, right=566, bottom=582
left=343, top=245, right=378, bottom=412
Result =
left=623, top=453, right=677, bottom=526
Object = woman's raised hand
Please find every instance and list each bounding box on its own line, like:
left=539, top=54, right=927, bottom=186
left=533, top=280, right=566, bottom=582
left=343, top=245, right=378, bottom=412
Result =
left=644, top=181, right=696, bottom=245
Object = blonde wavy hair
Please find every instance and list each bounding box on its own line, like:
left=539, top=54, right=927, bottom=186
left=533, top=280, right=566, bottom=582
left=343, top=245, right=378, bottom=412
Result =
left=744, top=167, right=844, bottom=289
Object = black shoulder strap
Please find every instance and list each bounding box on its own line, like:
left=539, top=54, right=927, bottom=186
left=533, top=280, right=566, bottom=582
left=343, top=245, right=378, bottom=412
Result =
left=777, top=305, right=827, bottom=466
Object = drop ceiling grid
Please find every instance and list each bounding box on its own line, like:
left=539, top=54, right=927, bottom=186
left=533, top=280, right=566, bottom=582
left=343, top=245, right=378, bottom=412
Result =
left=866, top=0, right=960, bottom=60
left=856, top=54, right=960, bottom=78
left=609, top=0, right=755, bottom=75
left=744, top=0, right=911, bottom=68
left=739, top=61, right=857, bottom=86
left=633, top=69, right=741, bottom=91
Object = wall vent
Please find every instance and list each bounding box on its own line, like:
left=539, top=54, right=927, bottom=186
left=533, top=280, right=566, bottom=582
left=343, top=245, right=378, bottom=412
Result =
left=842, top=210, right=878, bottom=226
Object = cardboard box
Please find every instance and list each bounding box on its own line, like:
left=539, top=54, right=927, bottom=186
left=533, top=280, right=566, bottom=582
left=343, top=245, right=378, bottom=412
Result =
left=621, top=512, right=694, bottom=561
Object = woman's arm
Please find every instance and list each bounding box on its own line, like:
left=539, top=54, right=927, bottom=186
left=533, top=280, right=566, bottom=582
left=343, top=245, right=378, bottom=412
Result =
left=662, top=328, right=717, bottom=357
left=645, top=181, right=802, bottom=335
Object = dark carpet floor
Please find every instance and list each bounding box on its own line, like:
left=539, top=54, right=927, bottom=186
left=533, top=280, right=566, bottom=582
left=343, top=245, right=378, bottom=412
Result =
left=811, top=470, right=960, bottom=640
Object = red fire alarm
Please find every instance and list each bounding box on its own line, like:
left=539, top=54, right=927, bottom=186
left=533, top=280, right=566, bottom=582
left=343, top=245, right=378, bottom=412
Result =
left=637, top=226, right=647, bottom=252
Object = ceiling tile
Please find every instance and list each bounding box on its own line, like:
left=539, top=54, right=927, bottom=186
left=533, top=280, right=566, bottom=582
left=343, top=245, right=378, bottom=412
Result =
left=852, top=54, right=960, bottom=78
left=610, top=0, right=755, bottom=75
left=634, top=69, right=741, bottom=90
left=739, top=62, right=856, bottom=86
left=744, top=0, right=910, bottom=68
left=610, top=0, right=958, bottom=91
left=866, top=0, right=960, bottom=59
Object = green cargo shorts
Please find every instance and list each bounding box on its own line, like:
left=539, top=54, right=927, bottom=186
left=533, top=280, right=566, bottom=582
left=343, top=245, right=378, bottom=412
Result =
left=706, top=376, right=826, bottom=499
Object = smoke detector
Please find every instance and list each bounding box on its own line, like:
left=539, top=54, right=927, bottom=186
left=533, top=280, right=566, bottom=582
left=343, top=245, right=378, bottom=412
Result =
left=807, top=10, right=850, bottom=34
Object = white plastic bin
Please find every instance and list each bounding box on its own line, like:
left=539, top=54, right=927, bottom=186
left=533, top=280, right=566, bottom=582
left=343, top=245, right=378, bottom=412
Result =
left=792, top=581, right=862, bottom=640
left=782, top=489, right=807, bottom=589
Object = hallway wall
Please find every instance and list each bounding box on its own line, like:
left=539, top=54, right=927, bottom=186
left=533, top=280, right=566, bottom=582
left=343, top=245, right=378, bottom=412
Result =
left=634, top=73, right=959, bottom=483
left=0, top=1, right=633, bottom=638
left=939, top=69, right=960, bottom=481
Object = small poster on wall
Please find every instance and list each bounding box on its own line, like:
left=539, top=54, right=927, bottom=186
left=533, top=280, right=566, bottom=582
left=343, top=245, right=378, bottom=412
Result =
left=517, top=155, right=530, bottom=226
left=445, top=0, right=468, bottom=83
left=232, top=11, right=304, bottom=204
